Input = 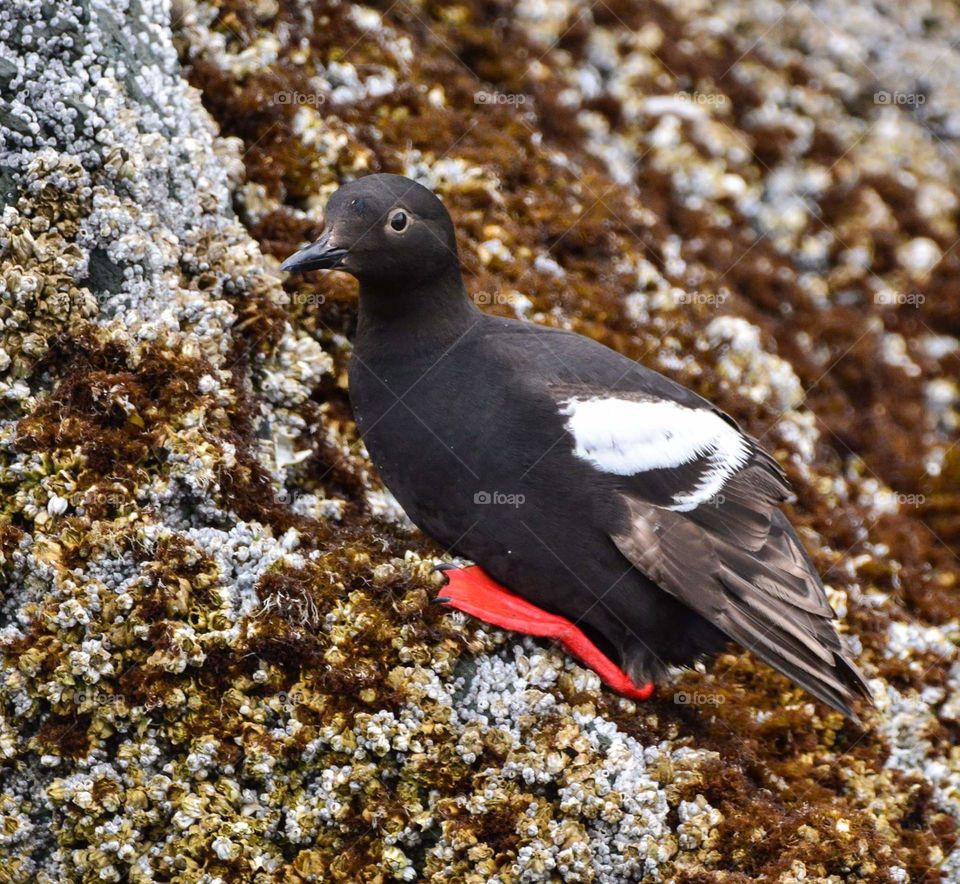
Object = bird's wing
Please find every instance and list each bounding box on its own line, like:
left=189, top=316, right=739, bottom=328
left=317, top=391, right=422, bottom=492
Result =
left=553, top=384, right=873, bottom=719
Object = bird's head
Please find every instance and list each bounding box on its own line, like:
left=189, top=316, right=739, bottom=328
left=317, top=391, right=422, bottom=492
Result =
left=280, top=174, right=460, bottom=287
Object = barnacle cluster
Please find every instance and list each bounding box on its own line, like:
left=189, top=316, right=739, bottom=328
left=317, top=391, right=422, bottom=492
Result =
left=0, top=0, right=958, bottom=880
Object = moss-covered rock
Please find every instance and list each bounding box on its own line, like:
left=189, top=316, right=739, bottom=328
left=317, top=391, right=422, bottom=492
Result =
left=0, top=0, right=958, bottom=881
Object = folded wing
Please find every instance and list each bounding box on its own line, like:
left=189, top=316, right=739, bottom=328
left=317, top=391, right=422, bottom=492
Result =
left=556, top=388, right=872, bottom=719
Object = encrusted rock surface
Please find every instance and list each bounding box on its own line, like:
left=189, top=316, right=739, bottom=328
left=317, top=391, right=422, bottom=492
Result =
left=0, top=0, right=958, bottom=881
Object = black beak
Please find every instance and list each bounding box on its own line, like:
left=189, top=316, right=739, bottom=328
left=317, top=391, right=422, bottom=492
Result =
left=280, top=230, right=349, bottom=273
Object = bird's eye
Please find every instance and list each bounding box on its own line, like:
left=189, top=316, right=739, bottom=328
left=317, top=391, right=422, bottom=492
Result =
left=388, top=210, right=408, bottom=232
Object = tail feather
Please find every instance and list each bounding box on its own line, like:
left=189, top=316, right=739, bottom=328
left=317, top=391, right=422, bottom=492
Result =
left=612, top=493, right=873, bottom=721
left=718, top=596, right=872, bottom=720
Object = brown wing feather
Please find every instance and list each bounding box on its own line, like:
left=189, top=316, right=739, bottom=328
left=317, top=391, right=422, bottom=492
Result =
left=612, top=463, right=872, bottom=720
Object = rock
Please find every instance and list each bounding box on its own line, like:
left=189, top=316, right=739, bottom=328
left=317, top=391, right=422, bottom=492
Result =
left=0, top=0, right=958, bottom=881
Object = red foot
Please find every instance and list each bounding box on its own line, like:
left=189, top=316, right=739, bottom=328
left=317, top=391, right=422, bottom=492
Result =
left=437, top=565, right=654, bottom=701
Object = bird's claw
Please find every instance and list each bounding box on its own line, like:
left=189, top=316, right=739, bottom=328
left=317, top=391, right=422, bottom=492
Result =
left=432, top=564, right=654, bottom=702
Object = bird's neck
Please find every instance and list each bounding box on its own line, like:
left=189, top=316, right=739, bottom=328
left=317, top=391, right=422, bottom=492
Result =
left=356, top=266, right=481, bottom=352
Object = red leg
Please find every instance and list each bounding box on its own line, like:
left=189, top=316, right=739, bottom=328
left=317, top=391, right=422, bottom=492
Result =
left=436, top=565, right=654, bottom=701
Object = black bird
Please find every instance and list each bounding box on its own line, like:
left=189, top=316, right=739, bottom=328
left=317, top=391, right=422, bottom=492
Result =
left=281, top=173, right=872, bottom=720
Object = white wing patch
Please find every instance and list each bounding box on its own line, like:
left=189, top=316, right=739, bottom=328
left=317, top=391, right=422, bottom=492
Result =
left=559, top=396, right=751, bottom=511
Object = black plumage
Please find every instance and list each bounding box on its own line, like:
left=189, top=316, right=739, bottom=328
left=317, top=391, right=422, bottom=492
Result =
left=281, top=173, right=872, bottom=720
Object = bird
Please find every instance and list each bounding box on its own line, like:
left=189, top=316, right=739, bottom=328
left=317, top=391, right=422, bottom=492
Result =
left=281, top=172, right=873, bottom=721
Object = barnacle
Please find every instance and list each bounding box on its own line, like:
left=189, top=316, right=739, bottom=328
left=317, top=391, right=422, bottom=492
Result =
left=0, top=0, right=958, bottom=881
